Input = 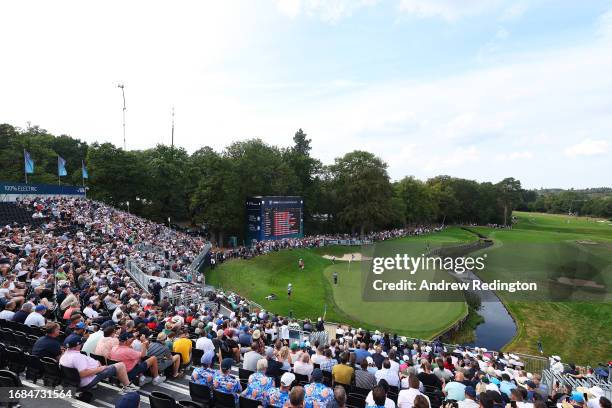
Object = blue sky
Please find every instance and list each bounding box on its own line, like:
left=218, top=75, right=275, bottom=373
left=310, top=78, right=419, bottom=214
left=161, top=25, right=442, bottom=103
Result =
left=1, top=0, right=611, bottom=188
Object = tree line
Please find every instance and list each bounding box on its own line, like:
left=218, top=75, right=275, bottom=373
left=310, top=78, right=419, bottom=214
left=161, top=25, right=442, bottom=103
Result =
left=3, top=123, right=606, bottom=244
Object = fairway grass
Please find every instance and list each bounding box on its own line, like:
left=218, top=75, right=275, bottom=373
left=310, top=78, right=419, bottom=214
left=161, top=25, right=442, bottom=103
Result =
left=207, top=227, right=473, bottom=338
left=472, top=212, right=612, bottom=364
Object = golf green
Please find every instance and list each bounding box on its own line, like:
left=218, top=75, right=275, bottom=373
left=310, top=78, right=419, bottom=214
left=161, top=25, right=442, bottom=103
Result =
left=206, top=227, right=473, bottom=338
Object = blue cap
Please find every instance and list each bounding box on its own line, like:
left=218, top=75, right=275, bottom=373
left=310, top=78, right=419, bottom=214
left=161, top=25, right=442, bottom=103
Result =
left=465, top=386, right=476, bottom=397
left=75, top=322, right=87, bottom=329
left=571, top=392, right=585, bottom=403
left=35, top=304, right=47, bottom=312
left=64, top=334, right=84, bottom=348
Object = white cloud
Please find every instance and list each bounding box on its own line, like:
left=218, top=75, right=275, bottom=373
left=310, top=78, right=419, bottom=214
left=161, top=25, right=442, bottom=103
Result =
left=564, top=139, right=609, bottom=158
left=598, top=9, right=612, bottom=39
left=276, top=0, right=379, bottom=22
left=397, top=0, right=502, bottom=21
left=495, top=151, right=533, bottom=161
left=277, top=0, right=301, bottom=19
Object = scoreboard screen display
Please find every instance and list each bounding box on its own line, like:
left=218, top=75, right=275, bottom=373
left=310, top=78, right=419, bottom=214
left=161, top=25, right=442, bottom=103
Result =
left=246, top=196, right=303, bottom=243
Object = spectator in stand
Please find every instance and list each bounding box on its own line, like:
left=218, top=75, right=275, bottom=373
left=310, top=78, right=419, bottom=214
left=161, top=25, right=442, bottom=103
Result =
left=82, top=325, right=105, bottom=355
left=288, top=386, right=306, bottom=408
left=414, top=395, right=430, bottom=408
left=433, top=358, right=453, bottom=383
left=332, top=352, right=354, bottom=386
left=366, top=380, right=396, bottom=408
left=294, top=352, right=315, bottom=378
left=0, top=301, right=16, bottom=320
left=418, top=361, right=442, bottom=390
left=196, top=328, right=215, bottom=353
left=459, top=387, right=479, bottom=408
left=192, top=349, right=216, bottom=390
left=212, top=358, right=242, bottom=403
left=242, top=358, right=274, bottom=403
left=372, top=346, right=385, bottom=369
left=320, top=349, right=337, bottom=372
left=355, top=343, right=372, bottom=365
left=266, top=372, right=295, bottom=408
left=304, top=369, right=333, bottom=407
left=12, top=302, right=32, bottom=324
left=331, top=386, right=347, bottom=408
left=24, top=304, right=47, bottom=326
left=356, top=358, right=378, bottom=390
left=95, top=325, right=120, bottom=359
left=243, top=342, right=264, bottom=372
left=376, top=359, right=400, bottom=388
left=172, top=330, right=192, bottom=367
left=32, top=322, right=62, bottom=360
left=398, top=375, right=430, bottom=408
left=59, top=334, right=139, bottom=394
left=265, top=346, right=284, bottom=378
left=444, top=372, right=467, bottom=401
left=148, top=332, right=182, bottom=378
left=367, top=385, right=390, bottom=408
left=110, top=331, right=166, bottom=386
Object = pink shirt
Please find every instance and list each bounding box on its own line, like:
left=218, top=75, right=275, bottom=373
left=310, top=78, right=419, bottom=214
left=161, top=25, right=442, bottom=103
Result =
left=95, top=337, right=119, bottom=358
left=110, top=345, right=141, bottom=372
left=59, top=349, right=99, bottom=387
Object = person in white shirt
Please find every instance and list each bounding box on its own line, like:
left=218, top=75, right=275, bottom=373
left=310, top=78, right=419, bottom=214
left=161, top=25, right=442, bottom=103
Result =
left=376, top=359, right=400, bottom=388
left=0, top=301, right=16, bottom=320
left=398, top=375, right=430, bottom=408
left=24, top=304, right=47, bottom=326
left=458, top=387, right=479, bottom=408
left=195, top=334, right=215, bottom=353
left=293, top=352, right=314, bottom=378
left=83, top=302, right=99, bottom=320
left=550, top=356, right=564, bottom=374
left=82, top=327, right=105, bottom=355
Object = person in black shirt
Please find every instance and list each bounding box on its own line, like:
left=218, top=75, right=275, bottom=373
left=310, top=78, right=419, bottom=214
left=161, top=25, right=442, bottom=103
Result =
left=32, top=322, right=62, bottom=360
left=265, top=346, right=283, bottom=379
left=12, top=302, right=32, bottom=323
left=418, top=360, right=442, bottom=389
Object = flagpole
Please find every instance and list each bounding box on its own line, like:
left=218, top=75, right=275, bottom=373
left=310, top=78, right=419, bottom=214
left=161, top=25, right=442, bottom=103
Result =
left=24, top=149, right=28, bottom=184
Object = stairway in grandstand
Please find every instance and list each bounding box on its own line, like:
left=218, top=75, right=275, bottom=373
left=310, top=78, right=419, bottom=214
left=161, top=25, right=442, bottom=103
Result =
left=0, top=202, right=45, bottom=228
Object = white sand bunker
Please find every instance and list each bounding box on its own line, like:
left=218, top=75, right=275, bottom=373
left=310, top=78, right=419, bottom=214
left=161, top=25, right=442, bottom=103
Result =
left=322, top=253, right=372, bottom=261
left=576, top=240, right=599, bottom=245
left=556, top=277, right=605, bottom=289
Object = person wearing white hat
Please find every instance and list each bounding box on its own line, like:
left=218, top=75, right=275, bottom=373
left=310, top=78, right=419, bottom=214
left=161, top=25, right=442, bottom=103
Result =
left=265, top=372, right=295, bottom=408
left=550, top=356, right=564, bottom=374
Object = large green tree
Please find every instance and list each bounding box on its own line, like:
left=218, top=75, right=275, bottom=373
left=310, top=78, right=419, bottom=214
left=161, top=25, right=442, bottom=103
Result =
left=329, top=150, right=393, bottom=235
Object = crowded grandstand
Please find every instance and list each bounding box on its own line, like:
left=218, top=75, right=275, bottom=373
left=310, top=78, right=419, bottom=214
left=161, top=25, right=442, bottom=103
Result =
left=0, top=196, right=610, bottom=408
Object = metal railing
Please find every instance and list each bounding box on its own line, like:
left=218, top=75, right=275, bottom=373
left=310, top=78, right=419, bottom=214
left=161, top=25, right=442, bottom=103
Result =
left=125, top=257, right=151, bottom=294
left=541, top=369, right=612, bottom=400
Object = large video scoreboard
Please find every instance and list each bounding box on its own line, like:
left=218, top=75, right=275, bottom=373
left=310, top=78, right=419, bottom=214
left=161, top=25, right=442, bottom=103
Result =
left=246, top=196, right=304, bottom=243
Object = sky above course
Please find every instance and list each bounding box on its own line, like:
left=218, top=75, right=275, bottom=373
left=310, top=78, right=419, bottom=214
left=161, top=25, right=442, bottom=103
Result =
left=1, top=0, right=611, bottom=189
